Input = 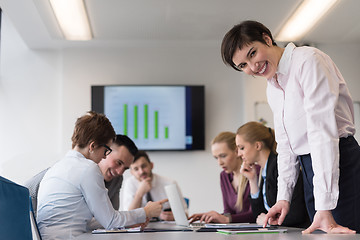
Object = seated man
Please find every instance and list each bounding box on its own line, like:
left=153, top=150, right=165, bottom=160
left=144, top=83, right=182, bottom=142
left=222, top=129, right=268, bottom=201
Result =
left=122, top=150, right=187, bottom=221
left=24, top=135, right=135, bottom=216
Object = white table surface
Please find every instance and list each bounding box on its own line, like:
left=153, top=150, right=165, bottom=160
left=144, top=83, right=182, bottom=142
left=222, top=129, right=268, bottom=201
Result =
left=75, top=222, right=360, bottom=240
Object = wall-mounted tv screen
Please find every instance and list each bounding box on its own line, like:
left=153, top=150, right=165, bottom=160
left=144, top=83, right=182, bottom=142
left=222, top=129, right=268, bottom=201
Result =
left=91, top=85, right=205, bottom=151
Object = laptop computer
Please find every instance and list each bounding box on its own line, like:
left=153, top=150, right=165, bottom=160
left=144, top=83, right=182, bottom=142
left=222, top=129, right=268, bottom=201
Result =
left=164, top=184, right=274, bottom=232
left=164, top=184, right=191, bottom=227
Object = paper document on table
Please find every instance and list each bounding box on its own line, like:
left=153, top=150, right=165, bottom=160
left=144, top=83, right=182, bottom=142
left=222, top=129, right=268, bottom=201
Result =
left=204, top=223, right=264, bottom=229
left=217, top=228, right=287, bottom=234
left=92, top=227, right=141, bottom=234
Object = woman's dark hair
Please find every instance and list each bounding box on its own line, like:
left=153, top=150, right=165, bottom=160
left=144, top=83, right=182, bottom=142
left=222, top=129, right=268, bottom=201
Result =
left=221, top=20, right=277, bottom=72
left=71, top=111, right=116, bottom=149
left=114, top=134, right=138, bottom=157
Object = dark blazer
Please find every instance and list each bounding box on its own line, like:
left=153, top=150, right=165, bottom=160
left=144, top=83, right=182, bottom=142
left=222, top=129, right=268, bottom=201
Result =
left=250, top=152, right=310, bottom=228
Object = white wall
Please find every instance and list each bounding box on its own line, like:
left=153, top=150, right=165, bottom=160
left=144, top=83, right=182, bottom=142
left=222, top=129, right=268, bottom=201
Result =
left=319, top=43, right=360, bottom=141
left=318, top=43, right=360, bottom=102
left=0, top=15, right=63, bottom=182
left=59, top=44, right=246, bottom=214
left=0, top=14, right=246, bottom=214
left=1, top=13, right=360, bottom=215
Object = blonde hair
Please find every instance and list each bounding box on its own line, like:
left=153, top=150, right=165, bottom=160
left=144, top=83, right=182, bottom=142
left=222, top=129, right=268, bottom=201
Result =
left=236, top=122, right=277, bottom=188
left=236, top=121, right=277, bottom=154
left=211, top=131, right=248, bottom=211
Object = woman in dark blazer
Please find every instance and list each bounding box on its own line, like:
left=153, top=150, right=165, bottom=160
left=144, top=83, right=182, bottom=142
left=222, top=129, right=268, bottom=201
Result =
left=235, top=121, right=310, bottom=228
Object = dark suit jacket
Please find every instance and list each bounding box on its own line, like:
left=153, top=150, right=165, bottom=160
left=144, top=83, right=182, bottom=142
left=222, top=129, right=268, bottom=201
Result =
left=250, top=152, right=310, bottom=228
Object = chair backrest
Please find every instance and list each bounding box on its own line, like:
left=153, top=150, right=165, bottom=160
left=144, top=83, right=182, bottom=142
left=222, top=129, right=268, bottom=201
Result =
left=24, top=168, right=49, bottom=217
left=0, top=176, right=33, bottom=240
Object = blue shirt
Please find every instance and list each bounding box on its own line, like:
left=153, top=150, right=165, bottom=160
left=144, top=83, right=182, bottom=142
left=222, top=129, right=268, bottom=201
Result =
left=261, top=161, right=270, bottom=211
left=250, top=161, right=270, bottom=211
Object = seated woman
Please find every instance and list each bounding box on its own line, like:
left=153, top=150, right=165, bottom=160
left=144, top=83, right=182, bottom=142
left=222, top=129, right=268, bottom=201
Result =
left=37, top=111, right=166, bottom=239
left=236, top=121, right=310, bottom=227
left=189, top=131, right=257, bottom=223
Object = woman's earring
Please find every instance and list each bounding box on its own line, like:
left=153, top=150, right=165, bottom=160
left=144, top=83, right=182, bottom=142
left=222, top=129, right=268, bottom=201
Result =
left=89, top=149, right=94, bottom=154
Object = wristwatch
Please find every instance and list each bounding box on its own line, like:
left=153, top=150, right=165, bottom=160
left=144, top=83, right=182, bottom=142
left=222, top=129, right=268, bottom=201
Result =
left=222, top=213, right=232, bottom=223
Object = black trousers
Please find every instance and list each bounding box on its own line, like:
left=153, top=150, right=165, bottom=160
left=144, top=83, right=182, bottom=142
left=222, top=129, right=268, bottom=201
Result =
left=299, top=136, right=360, bottom=232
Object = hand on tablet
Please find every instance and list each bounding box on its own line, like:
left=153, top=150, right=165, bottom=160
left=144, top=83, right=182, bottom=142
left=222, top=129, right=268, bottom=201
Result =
left=263, top=200, right=289, bottom=227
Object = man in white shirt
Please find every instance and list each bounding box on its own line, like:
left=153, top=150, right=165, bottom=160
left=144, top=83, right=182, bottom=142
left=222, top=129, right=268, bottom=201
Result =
left=122, top=150, right=187, bottom=221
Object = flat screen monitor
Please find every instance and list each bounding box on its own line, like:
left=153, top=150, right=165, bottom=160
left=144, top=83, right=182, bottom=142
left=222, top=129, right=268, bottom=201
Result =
left=91, top=85, right=205, bottom=150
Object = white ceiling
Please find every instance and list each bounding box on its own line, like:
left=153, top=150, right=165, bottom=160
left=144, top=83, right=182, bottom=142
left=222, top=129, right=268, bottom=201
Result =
left=1, top=0, right=360, bottom=49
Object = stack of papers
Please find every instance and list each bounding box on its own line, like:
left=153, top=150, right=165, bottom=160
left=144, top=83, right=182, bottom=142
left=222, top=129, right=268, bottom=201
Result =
left=204, top=223, right=264, bottom=229
left=217, top=228, right=287, bottom=234
left=92, top=227, right=141, bottom=234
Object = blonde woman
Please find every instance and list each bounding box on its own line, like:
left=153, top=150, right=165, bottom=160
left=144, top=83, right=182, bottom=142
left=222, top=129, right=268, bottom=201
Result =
left=236, top=121, right=309, bottom=227
left=189, top=132, right=256, bottom=223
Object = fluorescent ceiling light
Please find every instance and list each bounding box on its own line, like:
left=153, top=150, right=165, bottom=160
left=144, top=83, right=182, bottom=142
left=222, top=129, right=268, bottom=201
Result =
left=49, top=0, right=92, bottom=41
left=276, top=0, right=339, bottom=42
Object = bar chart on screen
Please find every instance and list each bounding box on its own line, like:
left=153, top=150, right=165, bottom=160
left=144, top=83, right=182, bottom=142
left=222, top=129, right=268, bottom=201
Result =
left=121, top=103, right=170, bottom=140
left=104, top=86, right=186, bottom=150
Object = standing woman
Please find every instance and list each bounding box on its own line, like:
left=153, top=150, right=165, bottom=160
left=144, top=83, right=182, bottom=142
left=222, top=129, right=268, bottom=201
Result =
left=189, top=132, right=256, bottom=223
left=37, top=111, right=164, bottom=239
left=221, top=20, right=359, bottom=233
left=236, top=121, right=309, bottom=227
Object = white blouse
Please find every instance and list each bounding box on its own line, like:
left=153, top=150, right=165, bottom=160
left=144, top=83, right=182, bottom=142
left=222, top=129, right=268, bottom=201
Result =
left=267, top=43, right=355, bottom=210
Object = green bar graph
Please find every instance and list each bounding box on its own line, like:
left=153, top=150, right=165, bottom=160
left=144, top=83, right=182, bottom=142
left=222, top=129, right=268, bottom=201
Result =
left=123, top=104, right=128, bottom=135
left=144, top=104, right=148, bottom=139
left=134, top=105, right=138, bottom=139
left=154, top=111, right=159, bottom=139
left=165, top=126, right=169, bottom=139
left=121, top=103, right=170, bottom=140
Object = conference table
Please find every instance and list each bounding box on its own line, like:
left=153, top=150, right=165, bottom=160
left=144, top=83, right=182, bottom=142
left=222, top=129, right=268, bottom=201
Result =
left=75, top=222, right=360, bottom=240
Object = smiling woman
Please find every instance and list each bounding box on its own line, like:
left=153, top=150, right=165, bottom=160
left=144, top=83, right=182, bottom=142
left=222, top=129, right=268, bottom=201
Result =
left=221, top=20, right=360, bottom=234
left=221, top=22, right=284, bottom=79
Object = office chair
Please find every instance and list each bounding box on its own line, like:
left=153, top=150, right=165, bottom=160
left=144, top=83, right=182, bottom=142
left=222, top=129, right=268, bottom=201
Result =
left=0, top=176, right=42, bottom=240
